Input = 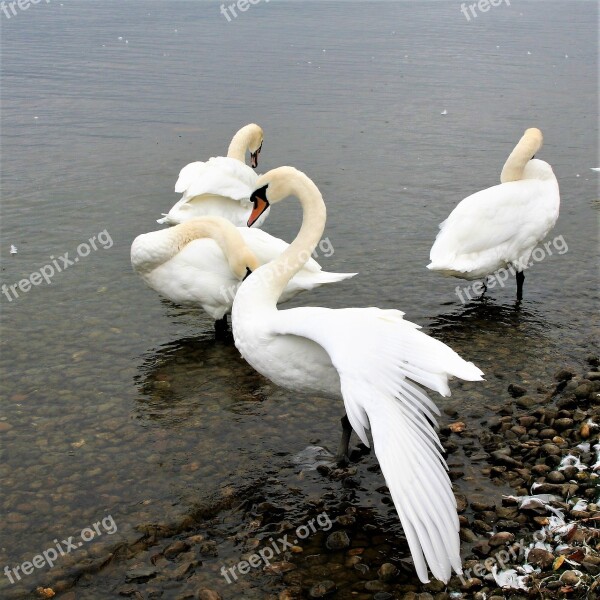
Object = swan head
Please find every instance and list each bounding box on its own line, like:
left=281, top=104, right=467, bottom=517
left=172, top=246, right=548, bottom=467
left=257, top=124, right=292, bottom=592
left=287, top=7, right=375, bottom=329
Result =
left=230, top=246, right=260, bottom=281
left=247, top=166, right=309, bottom=227
left=228, top=123, right=264, bottom=168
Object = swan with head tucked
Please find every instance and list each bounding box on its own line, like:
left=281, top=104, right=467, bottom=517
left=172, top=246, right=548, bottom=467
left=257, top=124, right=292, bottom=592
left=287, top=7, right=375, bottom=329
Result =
left=131, top=216, right=356, bottom=334
left=157, top=124, right=269, bottom=227
left=428, top=128, right=560, bottom=300
left=232, top=167, right=484, bottom=583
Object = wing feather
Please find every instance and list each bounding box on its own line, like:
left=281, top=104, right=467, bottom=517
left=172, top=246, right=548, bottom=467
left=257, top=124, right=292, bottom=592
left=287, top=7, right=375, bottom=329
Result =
left=272, top=306, right=483, bottom=582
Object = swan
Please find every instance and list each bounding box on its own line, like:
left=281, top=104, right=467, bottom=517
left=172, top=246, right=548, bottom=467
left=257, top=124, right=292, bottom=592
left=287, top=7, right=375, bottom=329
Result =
left=131, top=216, right=356, bottom=335
left=428, top=128, right=560, bottom=300
left=157, top=124, right=269, bottom=227
left=232, top=167, right=484, bottom=583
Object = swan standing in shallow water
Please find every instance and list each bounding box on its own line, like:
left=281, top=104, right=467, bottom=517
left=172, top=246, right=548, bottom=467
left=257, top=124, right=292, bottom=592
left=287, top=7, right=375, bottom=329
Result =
left=157, top=124, right=269, bottom=227
left=131, top=216, right=356, bottom=335
left=232, top=167, right=484, bottom=583
left=428, top=128, right=560, bottom=300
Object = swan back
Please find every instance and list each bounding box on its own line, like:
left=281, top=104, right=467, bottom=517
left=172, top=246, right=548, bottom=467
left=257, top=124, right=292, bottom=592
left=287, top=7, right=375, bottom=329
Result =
left=131, top=217, right=259, bottom=279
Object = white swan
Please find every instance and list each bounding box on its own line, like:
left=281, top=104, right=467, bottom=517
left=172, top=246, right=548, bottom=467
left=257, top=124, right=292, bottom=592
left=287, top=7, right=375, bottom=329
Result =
left=232, top=167, right=484, bottom=583
left=157, top=124, right=269, bottom=227
left=131, top=216, right=356, bottom=334
left=428, top=128, right=560, bottom=300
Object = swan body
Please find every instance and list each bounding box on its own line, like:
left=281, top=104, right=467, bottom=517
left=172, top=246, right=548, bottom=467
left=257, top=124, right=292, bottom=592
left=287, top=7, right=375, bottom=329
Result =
left=131, top=217, right=356, bottom=320
left=232, top=167, right=484, bottom=583
left=428, top=128, right=560, bottom=287
left=158, top=124, right=269, bottom=227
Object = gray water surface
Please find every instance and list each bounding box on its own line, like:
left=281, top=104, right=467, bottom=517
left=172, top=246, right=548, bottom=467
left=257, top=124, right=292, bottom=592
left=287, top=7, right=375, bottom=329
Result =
left=1, top=0, right=598, bottom=597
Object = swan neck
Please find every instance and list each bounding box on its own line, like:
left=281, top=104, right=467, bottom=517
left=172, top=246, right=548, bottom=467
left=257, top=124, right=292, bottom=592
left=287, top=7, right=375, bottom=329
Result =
left=260, top=179, right=326, bottom=304
left=500, top=130, right=543, bottom=183
left=167, top=218, right=254, bottom=276
left=227, top=128, right=251, bottom=163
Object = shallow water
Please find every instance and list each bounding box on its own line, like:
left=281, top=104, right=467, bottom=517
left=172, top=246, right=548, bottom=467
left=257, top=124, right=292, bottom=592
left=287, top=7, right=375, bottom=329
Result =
left=0, top=0, right=598, bottom=597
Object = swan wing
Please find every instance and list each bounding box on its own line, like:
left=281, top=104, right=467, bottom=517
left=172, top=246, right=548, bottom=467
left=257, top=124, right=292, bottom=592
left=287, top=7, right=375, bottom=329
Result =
left=272, top=306, right=483, bottom=583
left=176, top=157, right=258, bottom=204
left=429, top=179, right=559, bottom=266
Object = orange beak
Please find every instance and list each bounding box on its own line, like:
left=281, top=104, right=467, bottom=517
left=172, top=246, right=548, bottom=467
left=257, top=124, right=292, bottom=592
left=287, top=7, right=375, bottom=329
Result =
left=248, top=196, right=269, bottom=227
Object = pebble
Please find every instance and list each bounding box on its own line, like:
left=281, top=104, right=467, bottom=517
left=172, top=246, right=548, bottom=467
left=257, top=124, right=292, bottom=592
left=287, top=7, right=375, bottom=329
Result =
left=309, top=580, right=336, bottom=598
left=527, top=548, right=554, bottom=569
left=325, top=531, right=350, bottom=550
left=377, top=562, right=398, bottom=582
left=559, top=570, right=580, bottom=586
left=489, top=531, right=515, bottom=547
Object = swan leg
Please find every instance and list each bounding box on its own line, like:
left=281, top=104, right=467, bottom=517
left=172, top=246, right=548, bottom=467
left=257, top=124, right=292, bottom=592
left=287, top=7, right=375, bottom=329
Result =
left=336, top=414, right=352, bottom=465
left=516, top=271, right=525, bottom=301
left=214, top=314, right=229, bottom=338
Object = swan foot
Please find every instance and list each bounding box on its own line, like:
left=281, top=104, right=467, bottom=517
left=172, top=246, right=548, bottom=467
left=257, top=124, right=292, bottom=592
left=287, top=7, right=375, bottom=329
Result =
left=516, top=270, right=525, bottom=301
left=335, top=415, right=352, bottom=466
left=214, top=315, right=230, bottom=339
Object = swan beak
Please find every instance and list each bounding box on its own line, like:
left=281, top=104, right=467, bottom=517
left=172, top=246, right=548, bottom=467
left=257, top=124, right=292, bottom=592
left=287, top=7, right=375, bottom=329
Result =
left=250, top=143, right=262, bottom=169
left=243, top=267, right=252, bottom=281
left=248, top=187, right=269, bottom=227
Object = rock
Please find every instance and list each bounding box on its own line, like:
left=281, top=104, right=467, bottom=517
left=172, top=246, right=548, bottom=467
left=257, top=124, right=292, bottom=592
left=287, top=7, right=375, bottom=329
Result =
left=490, top=451, right=522, bottom=468
left=587, top=371, right=600, bottom=381
left=164, top=540, right=190, bottom=559
left=489, top=532, right=515, bottom=547
left=325, top=531, right=350, bottom=550
left=365, top=580, right=388, bottom=592
left=448, top=422, right=466, bottom=433
left=378, top=562, right=398, bottom=582
left=508, top=384, right=527, bottom=398
left=470, top=501, right=496, bottom=512
left=540, top=443, right=561, bottom=455
left=559, top=570, right=580, bottom=586
left=574, top=383, right=593, bottom=399
left=587, top=355, right=600, bottom=367
left=538, top=428, right=557, bottom=439
left=196, top=590, right=222, bottom=600
left=125, top=566, right=157, bottom=583
left=0, top=422, right=12, bottom=432
left=473, top=520, right=492, bottom=534
left=460, top=528, right=478, bottom=542
left=554, top=417, right=574, bottom=430
left=455, top=494, right=468, bottom=513
left=555, top=369, right=575, bottom=381
left=547, top=471, right=565, bottom=483
left=527, top=548, right=554, bottom=569
left=309, top=580, right=336, bottom=598
left=516, top=396, right=537, bottom=409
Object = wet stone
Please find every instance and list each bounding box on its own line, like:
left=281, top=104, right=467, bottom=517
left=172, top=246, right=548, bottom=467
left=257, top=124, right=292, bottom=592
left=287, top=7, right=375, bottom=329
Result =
left=508, top=384, right=527, bottom=398
left=325, top=531, right=350, bottom=550
left=309, top=580, right=336, bottom=598
left=527, top=548, right=554, bottom=569
left=489, top=532, right=515, bottom=547
left=377, top=562, right=397, bottom=582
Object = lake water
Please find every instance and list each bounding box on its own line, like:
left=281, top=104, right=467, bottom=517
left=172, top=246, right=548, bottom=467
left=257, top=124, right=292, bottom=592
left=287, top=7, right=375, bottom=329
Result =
left=0, top=1, right=597, bottom=597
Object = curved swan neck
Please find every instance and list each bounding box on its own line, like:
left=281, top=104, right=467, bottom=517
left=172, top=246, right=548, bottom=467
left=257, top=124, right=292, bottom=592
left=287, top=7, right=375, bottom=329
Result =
left=227, top=124, right=260, bottom=163
left=500, top=128, right=543, bottom=183
left=160, top=218, right=258, bottom=277
left=258, top=173, right=326, bottom=305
